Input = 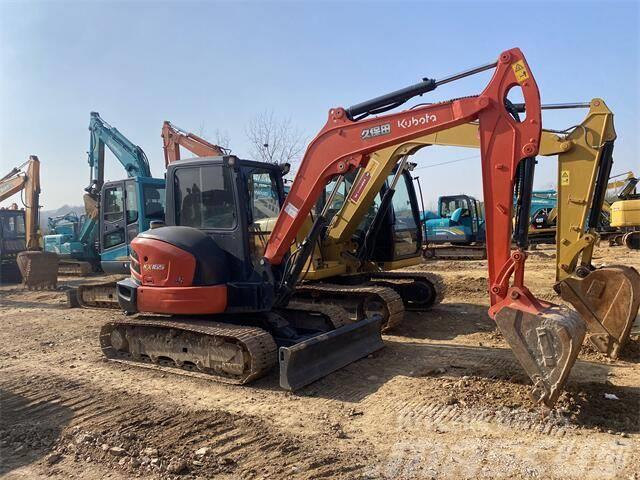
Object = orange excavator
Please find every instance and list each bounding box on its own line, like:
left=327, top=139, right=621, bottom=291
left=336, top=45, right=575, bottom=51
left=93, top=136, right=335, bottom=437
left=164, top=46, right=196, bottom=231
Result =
left=161, top=121, right=229, bottom=166
left=104, top=48, right=585, bottom=406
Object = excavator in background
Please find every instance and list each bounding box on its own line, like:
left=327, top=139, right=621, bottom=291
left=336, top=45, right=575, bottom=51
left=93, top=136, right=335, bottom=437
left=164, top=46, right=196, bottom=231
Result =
left=606, top=173, right=639, bottom=249
left=45, top=112, right=166, bottom=277
left=422, top=188, right=557, bottom=259
left=161, top=121, right=228, bottom=166
left=422, top=194, right=486, bottom=258
left=60, top=113, right=166, bottom=308
left=0, top=156, right=58, bottom=287
left=68, top=120, right=226, bottom=308
left=44, top=211, right=97, bottom=275
left=106, top=48, right=584, bottom=406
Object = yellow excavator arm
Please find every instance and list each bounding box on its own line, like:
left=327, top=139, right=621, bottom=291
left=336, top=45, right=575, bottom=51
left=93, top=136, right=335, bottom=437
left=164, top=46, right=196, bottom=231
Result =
left=321, top=98, right=638, bottom=358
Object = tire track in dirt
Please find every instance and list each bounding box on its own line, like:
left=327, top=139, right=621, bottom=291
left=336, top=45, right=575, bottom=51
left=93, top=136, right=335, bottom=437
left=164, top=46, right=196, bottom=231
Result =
left=1, top=371, right=372, bottom=479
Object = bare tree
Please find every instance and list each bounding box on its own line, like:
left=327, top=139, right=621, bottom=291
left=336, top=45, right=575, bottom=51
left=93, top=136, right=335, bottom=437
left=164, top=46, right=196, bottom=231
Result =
left=212, top=128, right=232, bottom=153
left=245, top=110, right=306, bottom=165
left=197, top=122, right=232, bottom=153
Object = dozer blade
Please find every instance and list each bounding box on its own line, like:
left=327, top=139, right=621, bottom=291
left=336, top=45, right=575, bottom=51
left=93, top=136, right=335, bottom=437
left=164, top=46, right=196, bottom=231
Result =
left=16, top=251, right=59, bottom=289
left=279, top=315, right=384, bottom=391
left=558, top=266, right=640, bottom=359
left=495, top=305, right=585, bottom=407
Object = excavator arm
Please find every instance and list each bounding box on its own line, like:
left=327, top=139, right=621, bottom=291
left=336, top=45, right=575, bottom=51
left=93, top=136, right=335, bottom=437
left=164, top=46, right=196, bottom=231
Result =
left=265, top=49, right=586, bottom=407
left=87, top=112, right=152, bottom=195
left=161, top=121, right=228, bottom=166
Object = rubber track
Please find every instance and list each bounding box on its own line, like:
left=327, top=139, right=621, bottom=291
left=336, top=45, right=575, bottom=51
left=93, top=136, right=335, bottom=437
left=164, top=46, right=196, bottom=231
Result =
left=423, top=245, right=487, bottom=260
left=77, top=281, right=119, bottom=309
left=57, top=260, right=92, bottom=276
left=100, top=317, right=277, bottom=384
left=282, top=302, right=351, bottom=329
left=293, top=283, right=404, bottom=332
left=368, top=270, right=446, bottom=309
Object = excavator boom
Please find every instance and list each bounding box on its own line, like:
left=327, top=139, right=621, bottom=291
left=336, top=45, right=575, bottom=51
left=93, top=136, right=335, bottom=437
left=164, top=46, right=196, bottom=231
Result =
left=262, top=48, right=583, bottom=406
left=161, top=121, right=228, bottom=166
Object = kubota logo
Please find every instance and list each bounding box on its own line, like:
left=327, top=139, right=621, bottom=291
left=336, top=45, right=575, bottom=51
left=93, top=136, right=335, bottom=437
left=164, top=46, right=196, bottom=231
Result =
left=143, top=263, right=166, bottom=271
left=397, top=113, right=437, bottom=129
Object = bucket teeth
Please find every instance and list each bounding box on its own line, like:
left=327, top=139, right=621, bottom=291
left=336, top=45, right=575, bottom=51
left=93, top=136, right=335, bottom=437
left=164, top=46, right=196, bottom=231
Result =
left=558, top=266, right=640, bottom=359
left=495, top=305, right=585, bottom=408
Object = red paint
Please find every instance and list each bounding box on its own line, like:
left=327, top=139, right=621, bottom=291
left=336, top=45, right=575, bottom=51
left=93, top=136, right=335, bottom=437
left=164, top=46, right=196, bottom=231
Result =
left=137, top=284, right=227, bottom=315
left=131, top=236, right=196, bottom=287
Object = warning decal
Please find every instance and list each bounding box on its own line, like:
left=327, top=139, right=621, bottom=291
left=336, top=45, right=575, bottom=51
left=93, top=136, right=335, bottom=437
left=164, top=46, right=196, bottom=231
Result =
left=284, top=202, right=299, bottom=218
left=349, top=172, right=372, bottom=204
left=511, top=60, right=530, bottom=84
left=561, top=170, right=570, bottom=186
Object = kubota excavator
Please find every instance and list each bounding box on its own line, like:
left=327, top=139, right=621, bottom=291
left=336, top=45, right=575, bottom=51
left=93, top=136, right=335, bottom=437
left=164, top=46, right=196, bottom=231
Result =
left=104, top=48, right=585, bottom=406
left=0, top=156, right=58, bottom=287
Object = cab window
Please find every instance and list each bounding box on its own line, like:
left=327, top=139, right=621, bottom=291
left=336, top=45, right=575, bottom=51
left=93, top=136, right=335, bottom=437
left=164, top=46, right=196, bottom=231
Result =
left=391, top=177, right=418, bottom=232
left=143, top=185, right=165, bottom=220
left=125, top=182, right=139, bottom=225
left=439, top=197, right=469, bottom=218
left=248, top=172, right=280, bottom=222
left=103, top=185, right=124, bottom=223
left=175, top=165, right=236, bottom=229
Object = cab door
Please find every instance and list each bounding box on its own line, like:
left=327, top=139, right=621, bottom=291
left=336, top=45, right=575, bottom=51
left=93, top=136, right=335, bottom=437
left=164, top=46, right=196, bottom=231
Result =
left=101, top=181, right=126, bottom=257
left=100, top=179, right=140, bottom=272
left=389, top=171, right=422, bottom=259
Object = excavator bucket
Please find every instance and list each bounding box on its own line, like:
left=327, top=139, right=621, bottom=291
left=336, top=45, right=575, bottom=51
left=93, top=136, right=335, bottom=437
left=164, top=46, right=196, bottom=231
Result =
left=16, top=251, right=59, bottom=289
left=495, top=305, right=585, bottom=407
left=279, top=315, right=384, bottom=390
left=558, top=266, right=640, bottom=358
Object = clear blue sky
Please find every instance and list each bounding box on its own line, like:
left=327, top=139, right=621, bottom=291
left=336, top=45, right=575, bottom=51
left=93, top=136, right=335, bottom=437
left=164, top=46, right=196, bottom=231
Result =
left=1, top=0, right=638, bottom=211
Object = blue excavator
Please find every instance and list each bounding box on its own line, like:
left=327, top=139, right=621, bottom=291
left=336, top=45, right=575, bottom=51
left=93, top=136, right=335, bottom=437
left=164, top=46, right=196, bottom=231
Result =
left=44, top=112, right=165, bottom=275
left=422, top=189, right=559, bottom=259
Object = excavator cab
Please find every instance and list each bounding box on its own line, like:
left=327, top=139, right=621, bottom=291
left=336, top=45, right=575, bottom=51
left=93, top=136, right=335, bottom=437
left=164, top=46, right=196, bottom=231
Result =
left=356, top=166, right=424, bottom=262
left=0, top=208, right=26, bottom=283
left=117, top=155, right=288, bottom=313
left=164, top=156, right=286, bottom=299
left=99, top=177, right=166, bottom=274
left=425, top=195, right=485, bottom=244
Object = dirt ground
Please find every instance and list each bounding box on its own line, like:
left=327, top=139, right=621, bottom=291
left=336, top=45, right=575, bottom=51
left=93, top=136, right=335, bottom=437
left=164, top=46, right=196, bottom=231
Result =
left=1, top=244, right=639, bottom=479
